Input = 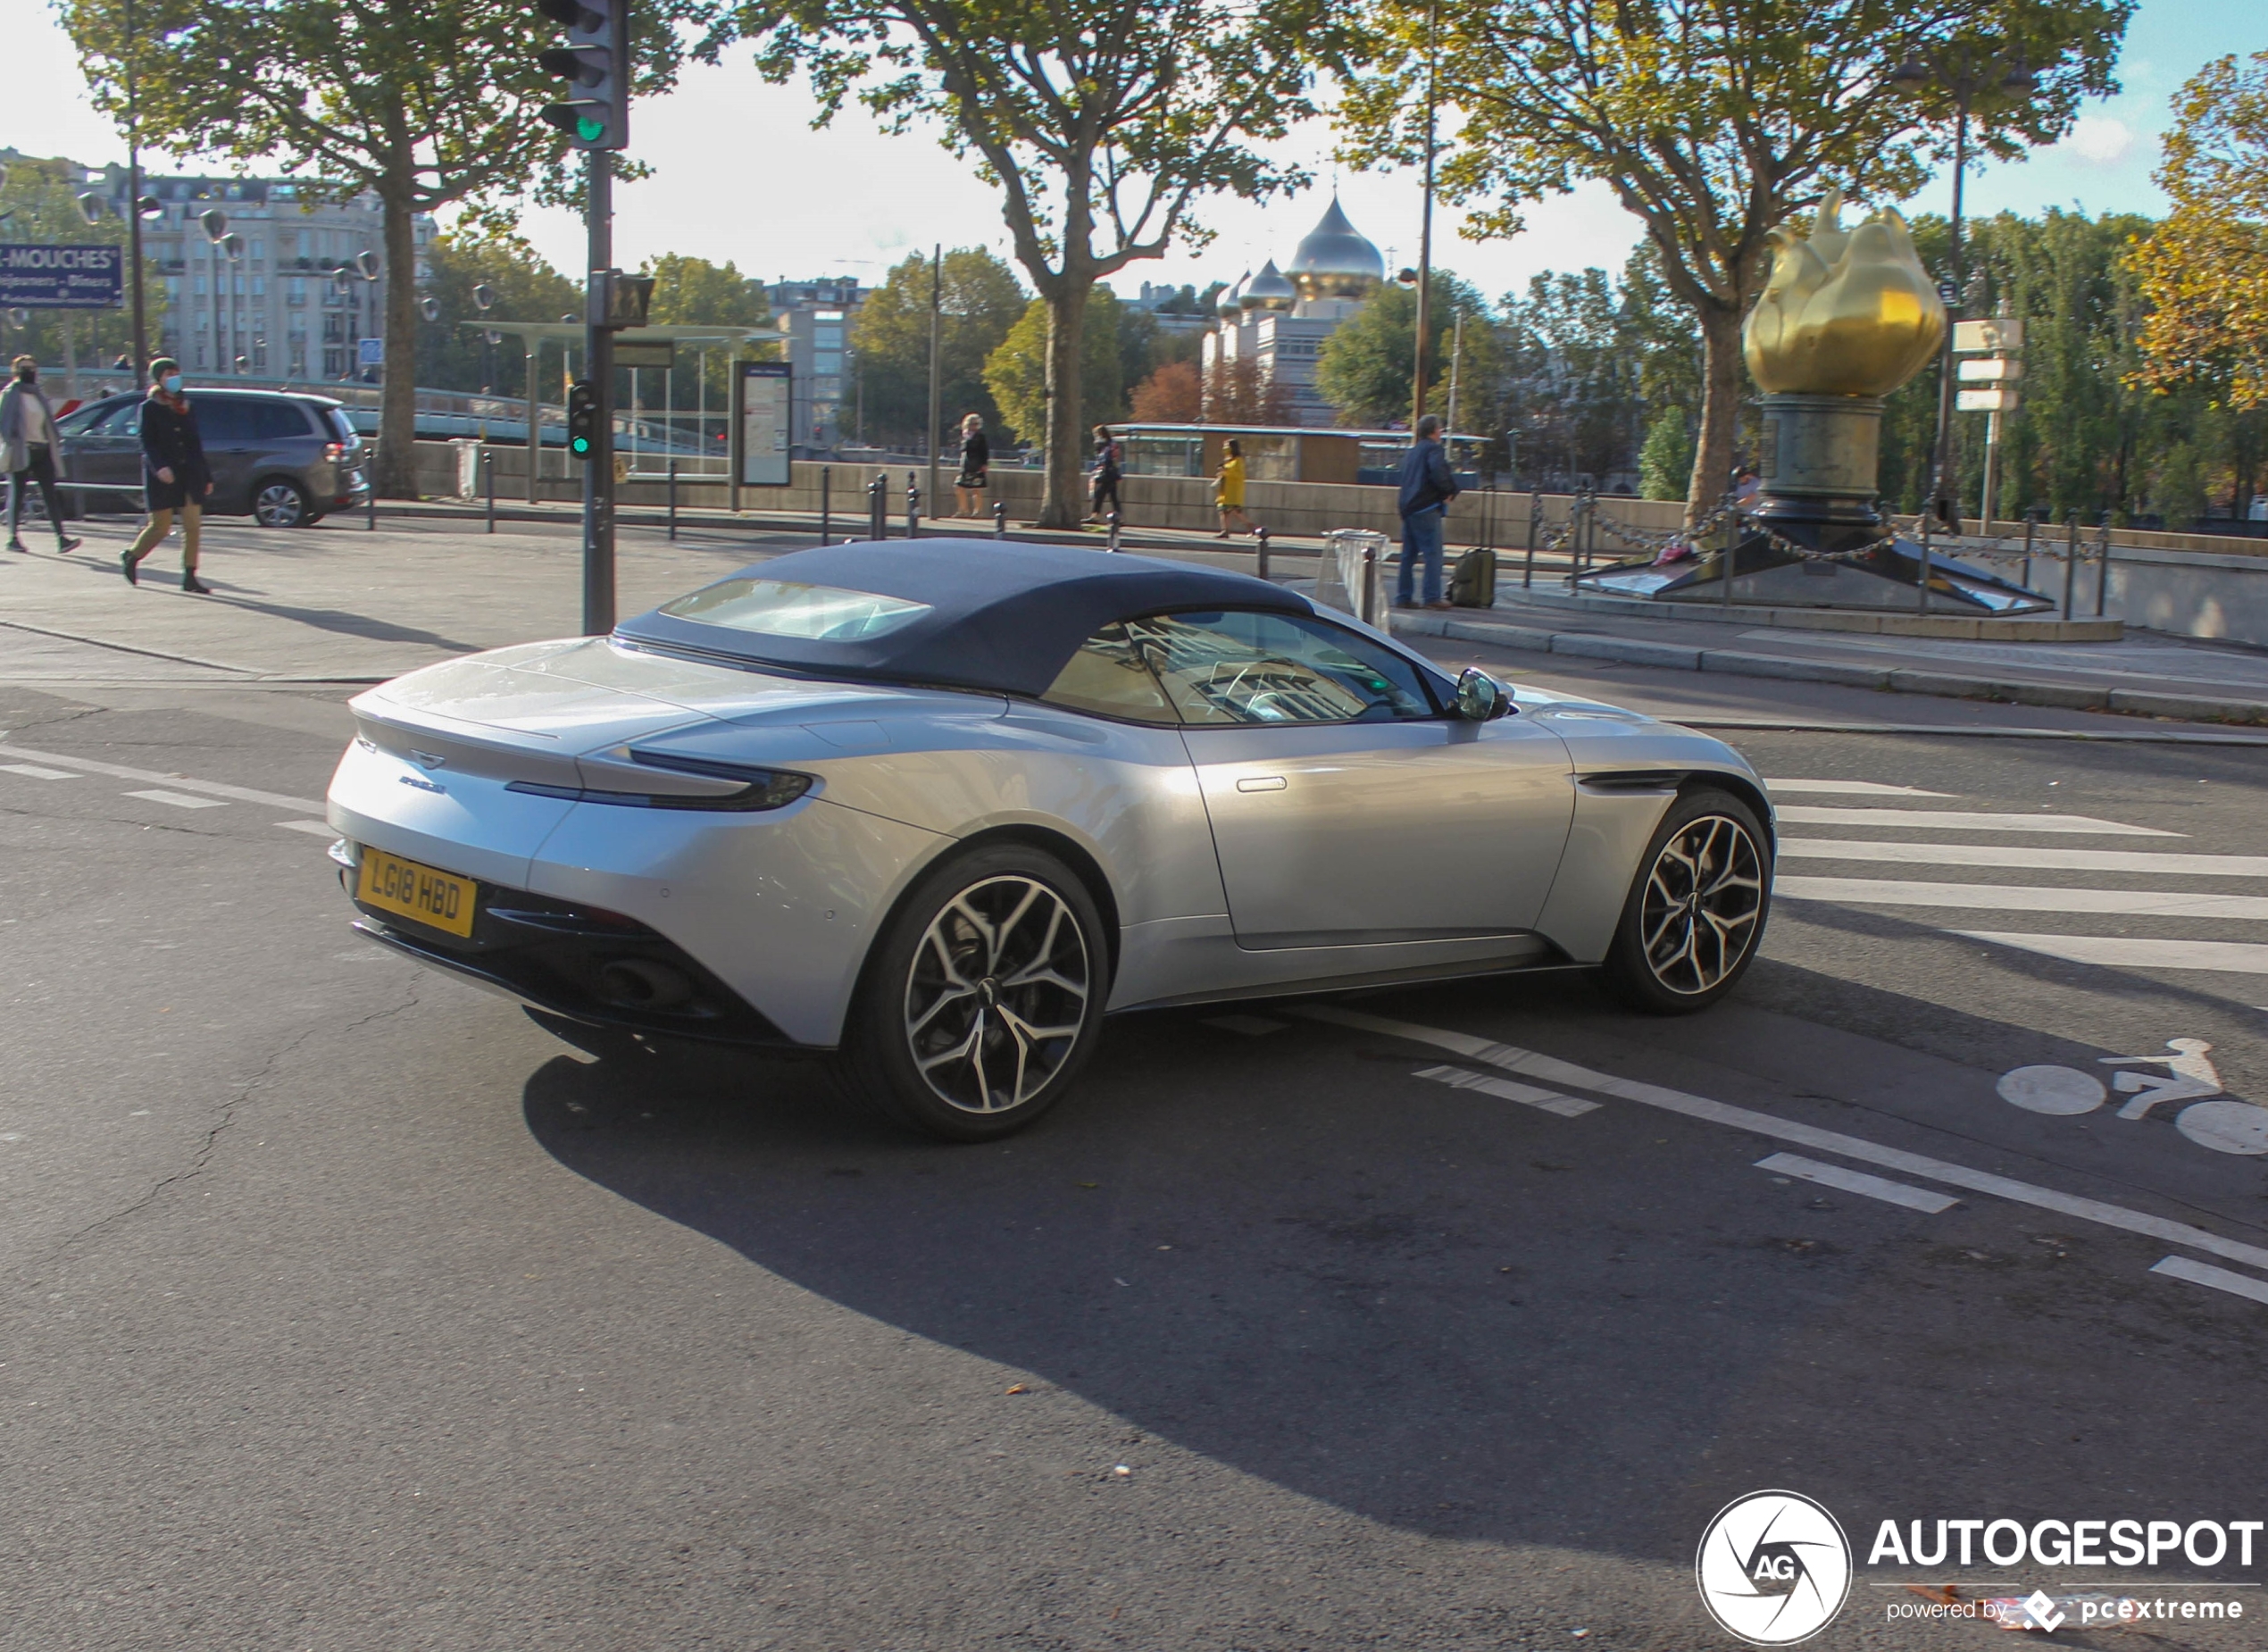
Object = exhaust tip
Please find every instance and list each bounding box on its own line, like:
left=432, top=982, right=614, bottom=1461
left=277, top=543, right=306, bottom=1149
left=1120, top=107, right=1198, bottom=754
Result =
left=596, top=958, right=693, bottom=1010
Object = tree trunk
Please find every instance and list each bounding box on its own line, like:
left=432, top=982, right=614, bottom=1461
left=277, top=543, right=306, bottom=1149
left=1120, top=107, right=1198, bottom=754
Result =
left=374, top=183, right=420, bottom=499
left=1037, top=276, right=1091, bottom=530
left=1684, top=300, right=1744, bottom=528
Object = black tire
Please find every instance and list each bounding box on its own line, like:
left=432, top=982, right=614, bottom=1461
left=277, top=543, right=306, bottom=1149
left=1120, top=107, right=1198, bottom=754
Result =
left=252, top=477, right=311, bottom=528
left=1600, top=787, right=1772, bottom=1014
left=838, top=842, right=1109, bottom=1141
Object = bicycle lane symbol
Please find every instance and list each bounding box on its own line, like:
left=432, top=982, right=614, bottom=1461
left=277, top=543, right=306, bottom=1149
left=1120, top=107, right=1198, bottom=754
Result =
left=1998, top=1040, right=2268, bottom=1156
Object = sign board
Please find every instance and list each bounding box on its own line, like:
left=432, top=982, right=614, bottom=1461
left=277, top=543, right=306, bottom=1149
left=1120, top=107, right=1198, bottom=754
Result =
left=1952, top=318, right=2024, bottom=354
left=1955, top=387, right=2020, bottom=413
left=1957, top=357, right=2024, bottom=382
left=357, top=337, right=384, bottom=366
left=734, top=360, right=792, bottom=488
left=0, top=244, right=123, bottom=309
left=613, top=338, right=676, bottom=370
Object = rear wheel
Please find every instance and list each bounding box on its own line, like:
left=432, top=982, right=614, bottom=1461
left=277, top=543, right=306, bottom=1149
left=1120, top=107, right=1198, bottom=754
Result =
left=838, top=843, right=1108, bottom=1141
left=252, top=477, right=311, bottom=528
left=1601, top=788, right=1770, bottom=1014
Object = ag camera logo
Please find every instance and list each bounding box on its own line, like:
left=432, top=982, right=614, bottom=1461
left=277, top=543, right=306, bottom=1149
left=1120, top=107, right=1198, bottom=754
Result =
left=1697, top=1490, right=1852, bottom=1645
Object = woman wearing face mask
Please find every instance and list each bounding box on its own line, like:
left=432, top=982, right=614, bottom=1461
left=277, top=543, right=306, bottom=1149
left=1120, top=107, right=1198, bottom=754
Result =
left=1, top=356, right=83, bottom=555
left=123, top=358, right=212, bottom=593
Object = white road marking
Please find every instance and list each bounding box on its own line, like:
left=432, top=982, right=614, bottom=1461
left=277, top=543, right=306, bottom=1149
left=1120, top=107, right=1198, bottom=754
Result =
left=1204, top=1014, right=1288, bottom=1036
left=1755, top=1152, right=1959, bottom=1214
left=2151, top=1256, right=2268, bottom=1307
left=1955, top=932, right=2268, bottom=974
left=1764, top=779, right=1951, bottom=797
left=1779, top=839, right=2268, bottom=878
left=1297, top=1005, right=2268, bottom=1274
left=0, top=763, right=79, bottom=780
left=1772, top=805, right=2179, bottom=837
left=124, top=788, right=228, bottom=810
left=1777, top=875, right=2268, bottom=921
left=0, top=741, right=324, bottom=813
left=275, top=820, right=338, bottom=837
left=1411, top=1064, right=1600, bottom=1118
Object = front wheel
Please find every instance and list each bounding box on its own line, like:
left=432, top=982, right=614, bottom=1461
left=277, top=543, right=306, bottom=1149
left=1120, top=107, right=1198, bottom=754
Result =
left=1601, top=788, right=1771, bottom=1014
left=838, top=843, right=1109, bottom=1141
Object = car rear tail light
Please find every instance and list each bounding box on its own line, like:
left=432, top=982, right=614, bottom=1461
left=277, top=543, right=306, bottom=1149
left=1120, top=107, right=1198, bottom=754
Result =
left=324, top=441, right=348, bottom=462
left=507, top=753, right=813, bottom=813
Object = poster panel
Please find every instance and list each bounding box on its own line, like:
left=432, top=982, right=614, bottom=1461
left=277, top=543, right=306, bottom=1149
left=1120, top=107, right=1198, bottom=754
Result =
left=735, top=361, right=791, bottom=488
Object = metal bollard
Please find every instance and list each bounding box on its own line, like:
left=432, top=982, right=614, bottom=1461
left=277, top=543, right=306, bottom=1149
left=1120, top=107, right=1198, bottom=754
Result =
left=905, top=470, right=921, bottom=538
left=484, top=446, right=496, bottom=535
left=667, top=457, right=677, bottom=542
left=2096, top=511, right=2112, bottom=618
left=868, top=472, right=887, bottom=541
left=2021, top=512, right=2037, bottom=588
left=367, top=468, right=377, bottom=532
left=1721, top=492, right=1737, bottom=611
left=1255, top=525, right=1271, bottom=580
left=2062, top=512, right=2079, bottom=622
left=819, top=465, right=830, bottom=546
left=992, top=499, right=1006, bottom=539
left=1360, top=542, right=1380, bottom=629
left=1105, top=510, right=1121, bottom=553
left=1523, top=490, right=1541, bottom=589
left=1917, top=511, right=1932, bottom=613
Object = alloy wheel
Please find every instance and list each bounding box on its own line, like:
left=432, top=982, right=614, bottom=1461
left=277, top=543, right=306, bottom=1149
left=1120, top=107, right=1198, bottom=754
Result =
left=1638, top=813, right=1764, bottom=997
left=903, top=874, right=1090, bottom=1114
left=254, top=481, right=306, bottom=527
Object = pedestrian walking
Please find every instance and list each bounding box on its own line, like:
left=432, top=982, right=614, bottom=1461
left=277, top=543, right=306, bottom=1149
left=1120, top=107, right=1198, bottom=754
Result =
left=953, top=413, right=989, bottom=518
left=1088, top=424, right=1121, bottom=524
left=1213, top=438, right=1258, bottom=538
left=2, top=357, right=84, bottom=555
left=121, top=358, right=212, bottom=593
left=1395, top=414, right=1459, bottom=610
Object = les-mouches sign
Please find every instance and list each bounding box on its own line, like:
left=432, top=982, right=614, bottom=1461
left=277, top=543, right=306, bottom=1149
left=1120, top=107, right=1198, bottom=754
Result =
left=0, top=245, right=125, bottom=310
left=733, top=361, right=792, bottom=488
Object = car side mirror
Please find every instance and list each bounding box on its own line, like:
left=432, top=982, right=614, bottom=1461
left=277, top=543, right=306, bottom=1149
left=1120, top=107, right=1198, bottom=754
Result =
left=1454, top=666, right=1512, bottom=722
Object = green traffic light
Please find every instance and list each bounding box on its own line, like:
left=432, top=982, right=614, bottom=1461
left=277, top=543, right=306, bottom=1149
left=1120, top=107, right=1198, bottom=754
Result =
left=571, top=438, right=590, bottom=455
left=577, top=115, right=605, bottom=143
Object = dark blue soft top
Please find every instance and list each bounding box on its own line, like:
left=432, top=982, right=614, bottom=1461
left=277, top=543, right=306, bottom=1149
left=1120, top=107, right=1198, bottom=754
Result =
left=615, top=538, right=1315, bottom=697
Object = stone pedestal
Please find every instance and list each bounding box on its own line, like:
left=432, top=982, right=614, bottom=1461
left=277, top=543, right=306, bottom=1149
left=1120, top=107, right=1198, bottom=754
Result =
left=1753, top=393, right=1889, bottom=553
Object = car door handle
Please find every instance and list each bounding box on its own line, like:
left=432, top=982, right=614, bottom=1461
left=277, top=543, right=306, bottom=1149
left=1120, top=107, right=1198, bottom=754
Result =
left=1236, top=775, right=1286, bottom=792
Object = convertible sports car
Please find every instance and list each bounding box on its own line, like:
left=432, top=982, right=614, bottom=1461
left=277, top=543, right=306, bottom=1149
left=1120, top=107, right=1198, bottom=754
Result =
left=326, top=539, right=1772, bottom=1139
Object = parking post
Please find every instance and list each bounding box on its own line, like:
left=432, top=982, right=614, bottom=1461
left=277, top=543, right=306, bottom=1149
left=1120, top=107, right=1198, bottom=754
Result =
left=1255, top=524, right=1270, bottom=580
left=667, top=458, right=678, bottom=542
left=1722, top=491, right=1737, bottom=611
left=2021, top=511, right=2037, bottom=588
left=820, top=465, right=830, bottom=546
left=367, top=456, right=377, bottom=532
left=905, top=470, right=920, bottom=538
left=484, top=446, right=496, bottom=535
left=1523, top=490, right=1541, bottom=589
left=992, top=499, right=1006, bottom=539
left=2096, top=512, right=2112, bottom=617
left=2062, top=512, right=2079, bottom=622
left=1106, top=510, right=1121, bottom=553
left=868, top=471, right=886, bottom=541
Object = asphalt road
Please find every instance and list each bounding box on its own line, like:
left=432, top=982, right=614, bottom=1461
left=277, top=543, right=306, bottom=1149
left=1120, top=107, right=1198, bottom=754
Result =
left=4, top=528, right=2268, bottom=1650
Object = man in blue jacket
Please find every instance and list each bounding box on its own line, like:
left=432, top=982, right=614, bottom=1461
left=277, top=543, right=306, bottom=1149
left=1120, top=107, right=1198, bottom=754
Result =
left=1395, top=415, right=1458, bottom=610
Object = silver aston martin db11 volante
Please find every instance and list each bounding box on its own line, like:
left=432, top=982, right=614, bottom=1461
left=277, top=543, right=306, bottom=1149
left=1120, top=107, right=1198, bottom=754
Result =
left=327, top=539, right=1772, bottom=1139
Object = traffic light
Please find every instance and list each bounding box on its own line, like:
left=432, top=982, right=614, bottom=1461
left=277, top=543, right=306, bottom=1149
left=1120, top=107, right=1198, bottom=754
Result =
left=538, top=0, right=629, bottom=152
left=566, top=380, right=597, bottom=461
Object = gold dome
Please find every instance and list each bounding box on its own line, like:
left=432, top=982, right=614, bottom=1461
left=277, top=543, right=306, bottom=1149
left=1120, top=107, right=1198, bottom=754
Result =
left=1287, top=196, right=1383, bottom=301
left=1216, top=271, right=1249, bottom=318
left=1242, top=259, right=1298, bottom=313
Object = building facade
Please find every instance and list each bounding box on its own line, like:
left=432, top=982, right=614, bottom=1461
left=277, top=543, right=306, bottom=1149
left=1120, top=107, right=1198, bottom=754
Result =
left=763, top=277, right=866, bottom=452
left=1199, top=197, right=1385, bottom=428
left=96, top=167, right=437, bottom=383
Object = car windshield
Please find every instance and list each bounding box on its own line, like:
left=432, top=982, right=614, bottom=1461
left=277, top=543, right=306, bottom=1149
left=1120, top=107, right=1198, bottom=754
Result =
left=660, top=577, right=931, bottom=642
left=323, top=407, right=358, bottom=443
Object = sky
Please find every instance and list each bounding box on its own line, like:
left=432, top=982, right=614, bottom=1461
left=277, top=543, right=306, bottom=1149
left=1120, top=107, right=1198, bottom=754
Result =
left=0, top=0, right=2256, bottom=309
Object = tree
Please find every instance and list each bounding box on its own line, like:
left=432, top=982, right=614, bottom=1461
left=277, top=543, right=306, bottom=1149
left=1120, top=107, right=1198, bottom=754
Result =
left=642, top=253, right=771, bottom=327
left=0, top=154, right=168, bottom=393
left=1638, top=411, right=1694, bottom=500
left=1335, top=0, right=2129, bottom=522
left=418, top=231, right=582, bottom=395
left=2130, top=49, right=2268, bottom=411
left=1130, top=359, right=1202, bottom=421
left=67, top=0, right=710, bottom=496
left=848, top=247, right=1024, bottom=445
left=1202, top=356, right=1295, bottom=424
left=984, top=289, right=1124, bottom=447
left=1315, top=271, right=1496, bottom=428
left=732, top=0, right=1330, bottom=525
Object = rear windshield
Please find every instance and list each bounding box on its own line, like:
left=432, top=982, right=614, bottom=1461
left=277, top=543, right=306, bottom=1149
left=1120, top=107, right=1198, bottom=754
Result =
left=323, top=407, right=358, bottom=442
left=660, top=577, right=930, bottom=642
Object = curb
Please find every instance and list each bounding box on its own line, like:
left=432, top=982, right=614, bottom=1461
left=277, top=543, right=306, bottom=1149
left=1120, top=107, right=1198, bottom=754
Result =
left=1388, top=612, right=2268, bottom=728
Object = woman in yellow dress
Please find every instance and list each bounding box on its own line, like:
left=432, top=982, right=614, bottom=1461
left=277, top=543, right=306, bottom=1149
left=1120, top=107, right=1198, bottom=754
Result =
left=1213, top=438, right=1257, bottom=538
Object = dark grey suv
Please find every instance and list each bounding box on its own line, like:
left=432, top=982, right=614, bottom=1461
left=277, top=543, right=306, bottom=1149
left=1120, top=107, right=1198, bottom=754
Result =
left=54, top=387, right=371, bottom=528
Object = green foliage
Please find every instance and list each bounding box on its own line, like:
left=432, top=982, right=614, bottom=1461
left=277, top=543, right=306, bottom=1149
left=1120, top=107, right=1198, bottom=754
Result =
left=1314, top=271, right=1497, bottom=429
left=642, top=254, right=771, bottom=328
left=417, top=233, right=582, bottom=394
left=1638, top=413, right=1696, bottom=502
left=848, top=246, right=1025, bottom=444
left=0, top=154, right=168, bottom=380
left=984, top=290, right=1124, bottom=447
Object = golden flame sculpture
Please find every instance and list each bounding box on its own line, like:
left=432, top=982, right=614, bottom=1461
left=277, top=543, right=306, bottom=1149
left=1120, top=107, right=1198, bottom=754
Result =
left=1743, top=187, right=1947, bottom=397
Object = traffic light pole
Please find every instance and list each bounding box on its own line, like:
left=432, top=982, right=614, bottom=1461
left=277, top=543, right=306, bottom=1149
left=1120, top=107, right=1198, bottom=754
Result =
left=581, top=149, right=615, bottom=636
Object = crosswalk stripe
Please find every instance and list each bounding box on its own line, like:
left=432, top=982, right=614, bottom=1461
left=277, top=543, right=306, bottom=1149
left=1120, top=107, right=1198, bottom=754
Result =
left=1778, top=839, right=2268, bottom=878
left=124, top=788, right=228, bottom=810
left=1764, top=779, right=1951, bottom=797
left=1955, top=932, right=2268, bottom=973
left=1772, top=805, right=2180, bottom=837
left=0, top=763, right=79, bottom=780
left=1776, top=875, right=2268, bottom=921
left=275, top=820, right=338, bottom=837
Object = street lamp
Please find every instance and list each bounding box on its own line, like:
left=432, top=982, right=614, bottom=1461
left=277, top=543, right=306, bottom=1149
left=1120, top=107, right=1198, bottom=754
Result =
left=1891, top=44, right=2039, bottom=532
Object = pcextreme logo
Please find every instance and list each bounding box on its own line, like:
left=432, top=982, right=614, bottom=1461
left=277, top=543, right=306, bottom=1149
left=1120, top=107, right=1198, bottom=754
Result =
left=1696, top=1490, right=1854, bottom=1645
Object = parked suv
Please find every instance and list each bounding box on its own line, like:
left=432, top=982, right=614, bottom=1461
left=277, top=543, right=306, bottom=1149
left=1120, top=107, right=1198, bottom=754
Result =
left=53, top=387, right=371, bottom=527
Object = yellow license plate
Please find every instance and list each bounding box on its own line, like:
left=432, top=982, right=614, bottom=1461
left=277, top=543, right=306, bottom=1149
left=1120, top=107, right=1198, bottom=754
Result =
left=356, top=847, right=478, bottom=938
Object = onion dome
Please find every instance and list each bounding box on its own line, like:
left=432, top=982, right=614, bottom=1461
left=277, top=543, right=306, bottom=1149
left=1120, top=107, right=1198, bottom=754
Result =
left=1287, top=196, right=1384, bottom=302
left=1241, top=259, right=1297, bottom=313
left=1216, top=271, right=1249, bottom=318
